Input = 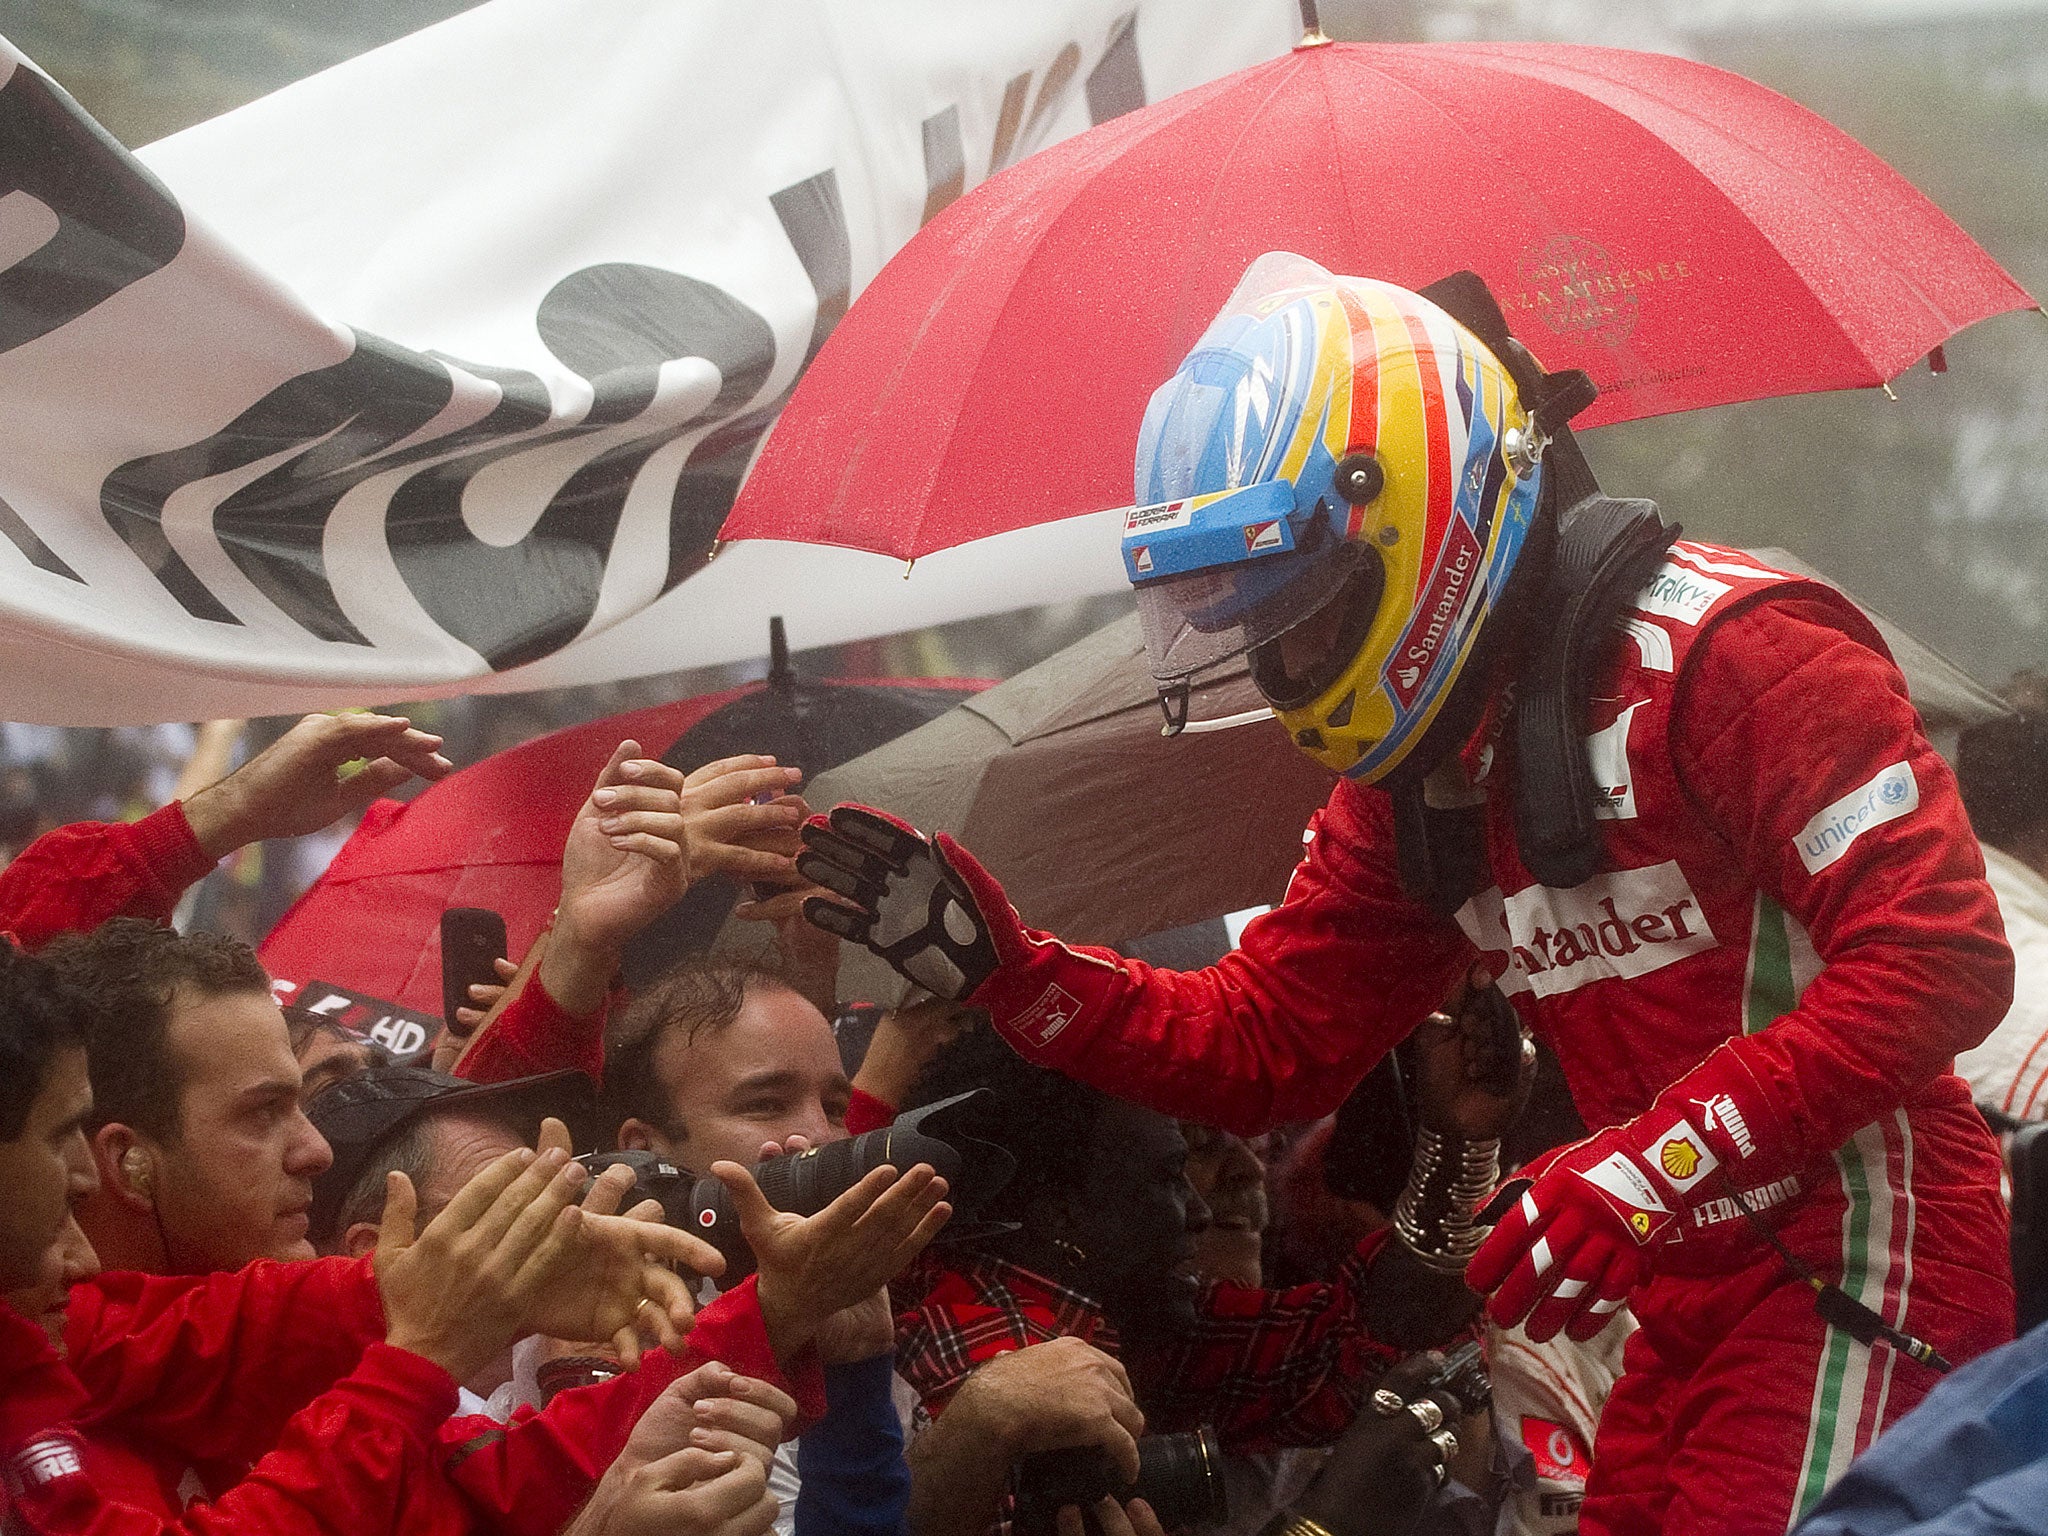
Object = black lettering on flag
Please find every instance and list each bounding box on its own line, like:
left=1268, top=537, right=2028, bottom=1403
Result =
left=770, top=169, right=851, bottom=366
left=0, top=487, right=80, bottom=581
left=1086, top=12, right=1146, bottom=124
left=988, top=70, right=1033, bottom=177
left=75, top=157, right=847, bottom=670
left=1018, top=44, right=1082, bottom=160
left=0, top=58, right=185, bottom=357
left=380, top=265, right=778, bottom=667
left=920, top=106, right=965, bottom=227
left=102, top=333, right=474, bottom=638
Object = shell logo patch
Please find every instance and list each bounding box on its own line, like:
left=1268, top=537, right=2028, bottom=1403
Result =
left=1660, top=1138, right=1700, bottom=1180
left=1640, top=1115, right=1719, bottom=1194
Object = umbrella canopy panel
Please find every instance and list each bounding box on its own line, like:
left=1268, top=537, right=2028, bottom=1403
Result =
left=794, top=614, right=1337, bottom=1006
left=724, top=40, right=2034, bottom=561
left=260, top=678, right=983, bottom=1015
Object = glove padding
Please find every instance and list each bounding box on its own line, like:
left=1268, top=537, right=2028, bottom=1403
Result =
left=1468, top=1046, right=1772, bottom=1343
left=1466, top=1131, right=1677, bottom=1343
left=798, top=805, right=1005, bottom=1001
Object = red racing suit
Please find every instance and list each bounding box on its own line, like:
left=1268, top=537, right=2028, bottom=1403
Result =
left=3, top=1255, right=818, bottom=1536
left=956, top=544, right=2015, bottom=1536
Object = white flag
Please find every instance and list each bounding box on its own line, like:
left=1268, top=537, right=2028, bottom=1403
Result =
left=0, top=0, right=1293, bottom=723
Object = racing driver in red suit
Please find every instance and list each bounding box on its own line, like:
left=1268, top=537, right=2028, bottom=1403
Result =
left=793, top=255, right=2015, bottom=1536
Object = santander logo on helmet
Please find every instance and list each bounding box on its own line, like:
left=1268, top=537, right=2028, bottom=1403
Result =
left=1121, top=252, right=1566, bottom=785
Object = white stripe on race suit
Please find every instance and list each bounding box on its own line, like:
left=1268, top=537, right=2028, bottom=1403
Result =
left=1790, top=1120, right=1905, bottom=1527
left=1617, top=616, right=1674, bottom=674
left=1666, top=546, right=1784, bottom=580
left=1553, top=1279, right=1588, bottom=1299
left=1871, top=1110, right=1917, bottom=1433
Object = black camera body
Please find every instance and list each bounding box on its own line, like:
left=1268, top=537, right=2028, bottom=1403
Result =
left=1418, top=1339, right=1492, bottom=1419
left=576, top=1089, right=1016, bottom=1279
left=1010, top=1428, right=1226, bottom=1536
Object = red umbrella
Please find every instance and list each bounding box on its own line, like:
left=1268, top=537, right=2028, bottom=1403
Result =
left=259, top=671, right=985, bottom=1018
left=721, top=39, right=2035, bottom=561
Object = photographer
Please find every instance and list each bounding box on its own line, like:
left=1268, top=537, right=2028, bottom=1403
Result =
left=881, top=977, right=1520, bottom=1536
left=599, top=957, right=943, bottom=1536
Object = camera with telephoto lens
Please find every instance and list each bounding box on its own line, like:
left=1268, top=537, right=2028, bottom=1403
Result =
left=1010, top=1427, right=1226, bottom=1536
left=575, top=1089, right=1016, bottom=1279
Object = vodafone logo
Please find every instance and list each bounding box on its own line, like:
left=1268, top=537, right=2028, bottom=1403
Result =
left=1521, top=1417, right=1589, bottom=1486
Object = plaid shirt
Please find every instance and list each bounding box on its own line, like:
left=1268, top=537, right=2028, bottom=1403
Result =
left=892, top=1235, right=1401, bottom=1455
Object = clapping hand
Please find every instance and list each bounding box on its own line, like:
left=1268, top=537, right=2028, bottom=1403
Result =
left=711, top=1153, right=951, bottom=1364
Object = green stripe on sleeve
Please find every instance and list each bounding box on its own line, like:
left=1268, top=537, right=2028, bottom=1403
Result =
left=1746, top=892, right=1796, bottom=1035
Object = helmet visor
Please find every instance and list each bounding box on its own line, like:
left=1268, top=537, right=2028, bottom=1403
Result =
left=1135, top=522, right=1370, bottom=686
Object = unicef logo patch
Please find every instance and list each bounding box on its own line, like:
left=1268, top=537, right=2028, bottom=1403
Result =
left=1878, top=777, right=1910, bottom=806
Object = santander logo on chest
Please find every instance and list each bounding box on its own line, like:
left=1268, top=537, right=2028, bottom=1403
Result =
left=1455, top=860, right=1718, bottom=999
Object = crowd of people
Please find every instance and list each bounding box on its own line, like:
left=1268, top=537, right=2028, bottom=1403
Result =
left=4, top=264, right=2047, bottom=1536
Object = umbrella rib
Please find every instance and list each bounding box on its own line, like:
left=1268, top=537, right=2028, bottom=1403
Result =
left=1172, top=56, right=1313, bottom=345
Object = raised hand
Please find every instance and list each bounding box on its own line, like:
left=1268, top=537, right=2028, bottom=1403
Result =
left=797, top=805, right=1010, bottom=1000
left=182, top=710, right=453, bottom=856
left=679, top=755, right=809, bottom=884
left=526, top=1118, right=724, bottom=1367
left=450, top=955, right=521, bottom=1034
left=711, top=1156, right=951, bottom=1363
left=1287, top=1352, right=1463, bottom=1536
left=616, top=1362, right=798, bottom=1479
left=952, top=1337, right=1146, bottom=1483
left=556, top=741, right=694, bottom=962
left=567, top=1448, right=778, bottom=1536
left=374, top=1120, right=726, bottom=1382
left=851, top=997, right=981, bottom=1113
left=1411, top=963, right=1534, bottom=1141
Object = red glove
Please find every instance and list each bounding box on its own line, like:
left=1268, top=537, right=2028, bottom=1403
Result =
left=1467, top=1047, right=1771, bottom=1341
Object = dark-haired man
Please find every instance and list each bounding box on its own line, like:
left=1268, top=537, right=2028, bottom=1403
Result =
left=604, top=956, right=852, bottom=1172
left=0, top=943, right=96, bottom=1295
left=46, top=918, right=333, bottom=1274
